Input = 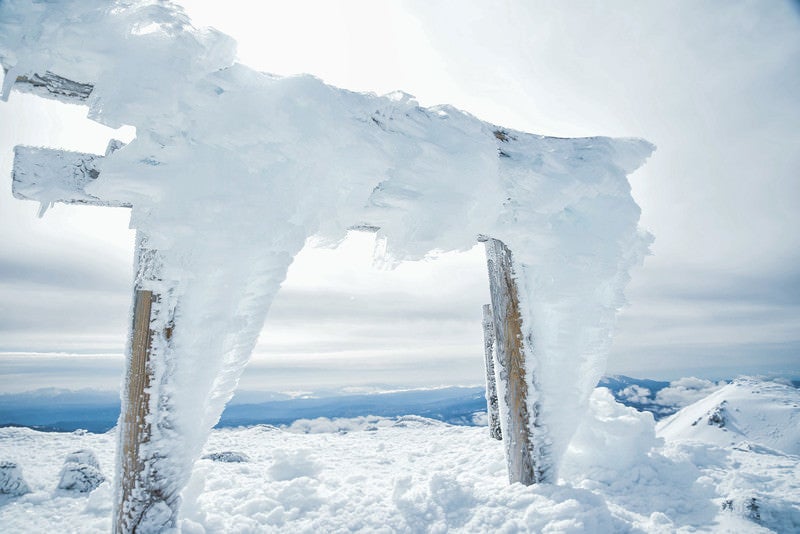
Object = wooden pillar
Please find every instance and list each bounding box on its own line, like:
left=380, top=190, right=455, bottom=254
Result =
left=482, top=237, right=544, bottom=485
left=116, top=289, right=155, bottom=532
left=482, top=304, right=502, bottom=440
left=114, top=237, right=178, bottom=533
left=10, top=140, right=182, bottom=531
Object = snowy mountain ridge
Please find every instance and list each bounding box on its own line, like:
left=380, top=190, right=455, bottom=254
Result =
left=0, top=375, right=745, bottom=432
left=656, top=377, right=800, bottom=455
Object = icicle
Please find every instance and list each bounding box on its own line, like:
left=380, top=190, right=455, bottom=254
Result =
left=106, top=139, right=126, bottom=156
left=37, top=200, right=53, bottom=218
left=1, top=66, right=17, bottom=102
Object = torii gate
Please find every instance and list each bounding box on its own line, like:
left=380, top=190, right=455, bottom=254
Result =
left=10, top=108, right=541, bottom=527
left=2, top=6, right=651, bottom=532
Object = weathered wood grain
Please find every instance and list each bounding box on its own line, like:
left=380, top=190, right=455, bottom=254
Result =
left=484, top=237, right=544, bottom=485
left=482, top=304, right=502, bottom=440
left=116, top=288, right=155, bottom=532
left=11, top=70, right=93, bottom=103
left=114, top=236, right=179, bottom=534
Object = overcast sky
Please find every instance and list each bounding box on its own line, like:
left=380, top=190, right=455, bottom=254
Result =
left=1, top=1, right=798, bottom=393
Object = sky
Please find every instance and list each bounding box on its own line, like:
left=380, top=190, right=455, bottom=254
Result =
left=0, top=0, right=798, bottom=393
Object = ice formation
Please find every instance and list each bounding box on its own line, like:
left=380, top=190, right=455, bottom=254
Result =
left=57, top=449, right=106, bottom=493
left=1, top=0, right=652, bottom=525
left=0, top=460, right=30, bottom=496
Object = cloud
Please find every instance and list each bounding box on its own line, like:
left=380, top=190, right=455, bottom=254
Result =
left=0, top=1, right=798, bottom=391
left=0, top=353, right=123, bottom=392
left=653, top=377, right=723, bottom=407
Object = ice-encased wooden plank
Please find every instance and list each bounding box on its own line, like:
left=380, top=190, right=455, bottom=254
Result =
left=482, top=304, right=502, bottom=441
left=5, top=69, right=93, bottom=104
left=484, top=237, right=548, bottom=484
left=117, top=288, right=157, bottom=531
left=12, top=146, right=130, bottom=208
left=116, top=236, right=179, bottom=533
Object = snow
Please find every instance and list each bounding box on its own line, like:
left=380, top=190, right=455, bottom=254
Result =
left=57, top=449, right=105, bottom=492
left=1, top=378, right=798, bottom=532
left=0, top=461, right=30, bottom=496
left=201, top=452, right=249, bottom=464
left=657, top=377, right=800, bottom=455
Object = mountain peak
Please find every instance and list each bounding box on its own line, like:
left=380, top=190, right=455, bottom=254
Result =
left=657, top=377, right=800, bottom=455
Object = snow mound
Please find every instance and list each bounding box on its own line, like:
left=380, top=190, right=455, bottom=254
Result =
left=657, top=377, right=800, bottom=455
left=62, top=450, right=101, bottom=470
left=562, top=389, right=717, bottom=525
left=57, top=449, right=105, bottom=492
left=0, top=460, right=30, bottom=496
left=268, top=449, right=322, bottom=481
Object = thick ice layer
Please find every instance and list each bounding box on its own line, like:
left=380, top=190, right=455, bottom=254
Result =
left=1, top=0, right=652, bottom=492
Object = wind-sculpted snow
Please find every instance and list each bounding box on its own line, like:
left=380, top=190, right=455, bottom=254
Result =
left=0, top=461, right=30, bottom=496
left=57, top=451, right=105, bottom=493
left=0, top=0, right=652, bottom=486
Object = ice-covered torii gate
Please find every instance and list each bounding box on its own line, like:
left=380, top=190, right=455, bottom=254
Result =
left=2, top=2, right=652, bottom=532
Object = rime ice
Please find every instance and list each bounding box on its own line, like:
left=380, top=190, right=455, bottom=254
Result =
left=1, top=0, right=653, bottom=527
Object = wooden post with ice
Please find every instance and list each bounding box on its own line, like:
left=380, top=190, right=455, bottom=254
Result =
left=482, top=304, right=502, bottom=440
left=480, top=236, right=546, bottom=485
left=116, top=239, right=180, bottom=532
left=5, top=71, right=188, bottom=530
left=11, top=142, right=178, bottom=531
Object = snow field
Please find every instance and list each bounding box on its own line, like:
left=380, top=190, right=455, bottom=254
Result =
left=0, top=428, right=115, bottom=532
left=2, top=382, right=797, bottom=533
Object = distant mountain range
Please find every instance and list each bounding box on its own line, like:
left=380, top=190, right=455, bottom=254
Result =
left=1, top=375, right=796, bottom=433
left=0, top=386, right=487, bottom=433
left=0, top=388, right=122, bottom=433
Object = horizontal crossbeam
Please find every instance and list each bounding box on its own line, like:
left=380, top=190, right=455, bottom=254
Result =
left=3, top=68, right=93, bottom=104
left=12, top=145, right=129, bottom=208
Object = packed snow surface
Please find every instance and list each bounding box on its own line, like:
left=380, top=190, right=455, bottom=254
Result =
left=1, top=380, right=798, bottom=533
left=1, top=0, right=651, bottom=511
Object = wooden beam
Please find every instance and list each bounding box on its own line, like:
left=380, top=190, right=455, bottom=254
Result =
left=116, top=288, right=156, bottom=531
left=9, top=145, right=178, bottom=531
left=114, top=237, right=178, bottom=533
left=3, top=68, right=93, bottom=104
left=482, top=304, right=502, bottom=440
left=12, top=145, right=130, bottom=208
left=483, top=237, right=544, bottom=485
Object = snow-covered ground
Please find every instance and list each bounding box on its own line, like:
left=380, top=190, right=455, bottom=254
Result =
left=0, top=377, right=798, bottom=533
